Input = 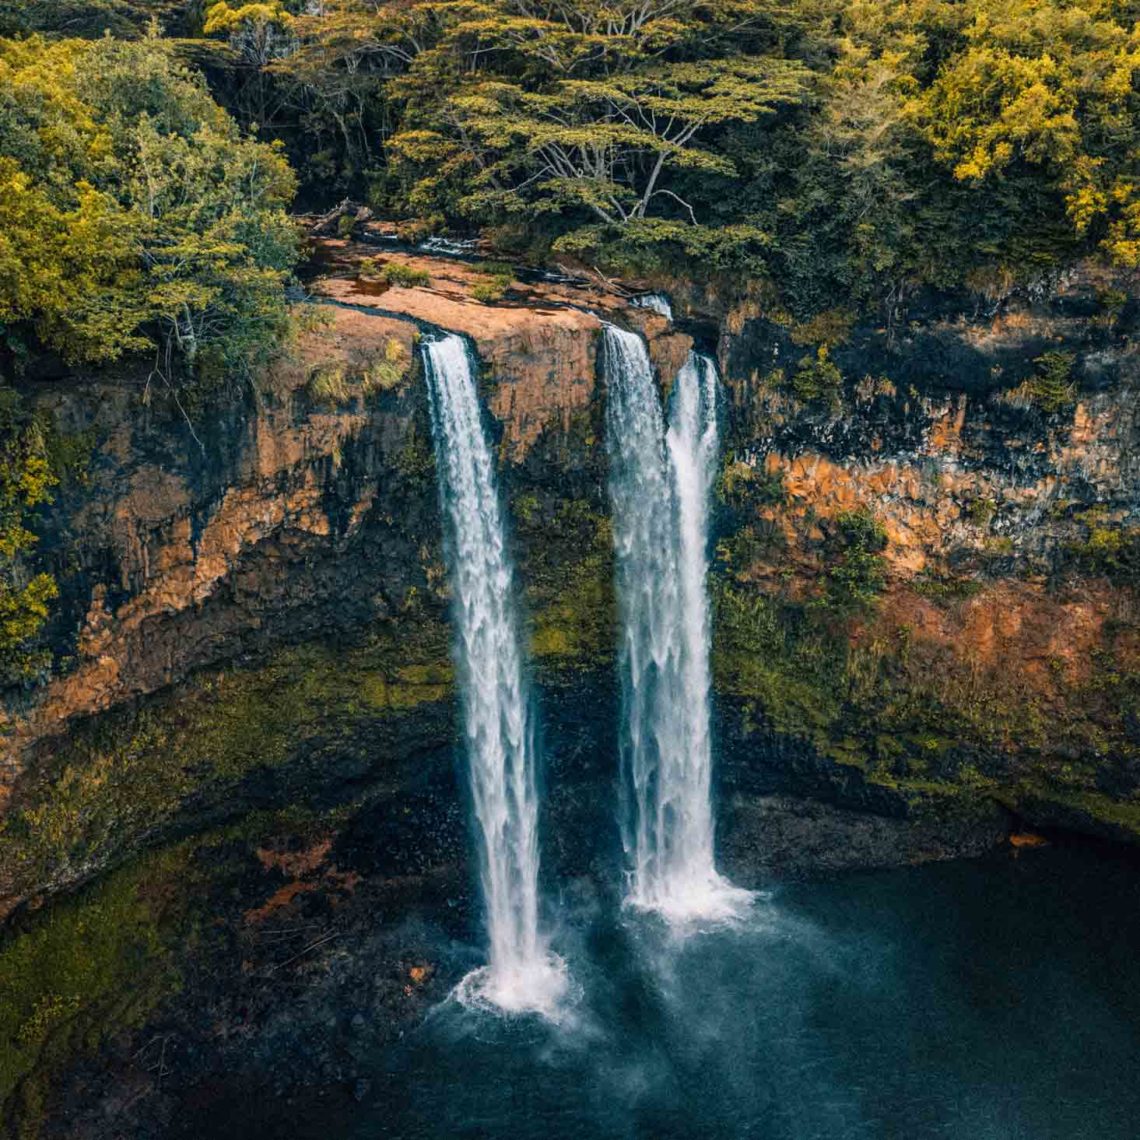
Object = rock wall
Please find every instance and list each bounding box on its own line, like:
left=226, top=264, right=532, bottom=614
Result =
left=0, top=246, right=680, bottom=914
left=2, top=243, right=1139, bottom=919
left=709, top=262, right=1140, bottom=843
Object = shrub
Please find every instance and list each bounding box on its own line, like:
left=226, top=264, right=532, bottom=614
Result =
left=471, top=280, right=506, bottom=304
left=790, top=345, right=843, bottom=405
left=380, top=262, right=431, bottom=288
left=0, top=37, right=297, bottom=376
left=819, top=509, right=888, bottom=613
left=470, top=262, right=515, bottom=304
left=0, top=388, right=60, bottom=686
left=306, top=364, right=348, bottom=405
left=1002, top=352, right=1076, bottom=414
left=1029, top=352, right=1076, bottom=414
left=360, top=339, right=409, bottom=395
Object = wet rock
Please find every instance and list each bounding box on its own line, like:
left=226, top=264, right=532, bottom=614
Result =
left=721, top=794, right=1013, bottom=880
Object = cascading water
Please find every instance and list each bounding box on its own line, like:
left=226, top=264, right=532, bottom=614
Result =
left=631, top=292, right=674, bottom=320
left=422, top=334, right=567, bottom=1015
left=603, top=326, right=752, bottom=925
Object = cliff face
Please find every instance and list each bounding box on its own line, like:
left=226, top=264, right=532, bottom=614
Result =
left=2, top=308, right=427, bottom=787
left=0, top=244, right=686, bottom=914
left=2, top=242, right=1138, bottom=918
left=710, top=263, right=1140, bottom=842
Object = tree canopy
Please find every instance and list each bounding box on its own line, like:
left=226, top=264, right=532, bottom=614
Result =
left=0, top=33, right=297, bottom=377
left=2, top=0, right=1139, bottom=328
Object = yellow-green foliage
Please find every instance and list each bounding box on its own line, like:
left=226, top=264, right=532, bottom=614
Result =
left=307, top=339, right=410, bottom=404
left=360, top=338, right=410, bottom=395
left=719, top=457, right=784, bottom=509
left=470, top=262, right=515, bottom=304
left=379, top=262, right=431, bottom=288
left=906, top=0, right=1140, bottom=265
left=789, top=345, right=843, bottom=404
left=1066, top=508, right=1140, bottom=583
left=0, top=389, right=60, bottom=685
left=307, top=363, right=349, bottom=405
left=819, top=509, right=888, bottom=613
left=470, top=279, right=507, bottom=304
left=1000, top=351, right=1077, bottom=413
left=0, top=35, right=297, bottom=373
left=204, top=1, right=293, bottom=37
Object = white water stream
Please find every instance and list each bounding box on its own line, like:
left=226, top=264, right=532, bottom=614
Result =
left=603, top=327, right=752, bottom=925
left=423, top=334, right=567, bottom=1014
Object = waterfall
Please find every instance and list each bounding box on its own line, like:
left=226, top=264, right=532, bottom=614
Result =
left=632, top=292, right=674, bottom=320
left=422, top=334, right=567, bottom=1015
left=603, top=327, right=752, bottom=925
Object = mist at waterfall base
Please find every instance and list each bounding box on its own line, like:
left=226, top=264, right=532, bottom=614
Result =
left=603, top=325, right=751, bottom=923
left=422, top=334, right=567, bottom=1017
left=406, top=328, right=1140, bottom=1140
left=346, top=843, right=1140, bottom=1140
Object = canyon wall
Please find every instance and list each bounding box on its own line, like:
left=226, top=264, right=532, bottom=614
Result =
left=2, top=242, right=1138, bottom=916
left=708, top=264, right=1140, bottom=845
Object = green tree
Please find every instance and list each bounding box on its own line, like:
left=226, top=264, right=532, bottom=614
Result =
left=385, top=0, right=808, bottom=256
left=908, top=0, right=1140, bottom=267
left=268, top=0, right=415, bottom=192
left=0, top=34, right=298, bottom=378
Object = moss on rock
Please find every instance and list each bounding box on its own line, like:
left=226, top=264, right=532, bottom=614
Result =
left=0, top=615, right=455, bottom=912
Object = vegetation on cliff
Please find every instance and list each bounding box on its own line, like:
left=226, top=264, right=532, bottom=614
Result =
left=0, top=393, right=60, bottom=687
left=2, top=0, right=1138, bottom=332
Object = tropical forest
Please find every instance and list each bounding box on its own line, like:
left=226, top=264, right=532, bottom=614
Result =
left=1, top=1, right=1139, bottom=1137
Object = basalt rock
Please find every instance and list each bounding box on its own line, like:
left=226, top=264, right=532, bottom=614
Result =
left=2, top=244, right=1140, bottom=924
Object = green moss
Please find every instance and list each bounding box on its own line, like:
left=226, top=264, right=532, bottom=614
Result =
left=1043, top=788, right=1140, bottom=835
left=361, top=661, right=453, bottom=709
left=0, top=618, right=454, bottom=907
left=912, top=571, right=984, bottom=601
left=517, top=497, right=615, bottom=675
left=0, top=843, right=194, bottom=1137
left=712, top=564, right=1053, bottom=785
left=712, top=583, right=843, bottom=747
left=0, top=794, right=367, bottom=1138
